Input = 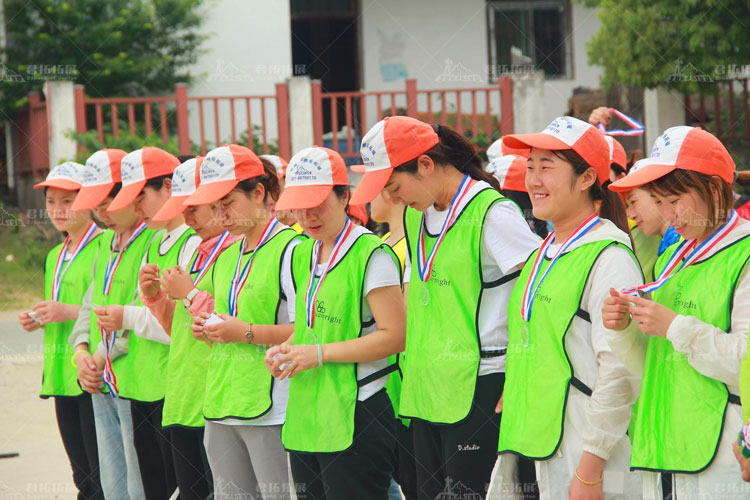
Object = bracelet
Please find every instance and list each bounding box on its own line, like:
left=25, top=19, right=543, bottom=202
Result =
left=316, top=344, right=324, bottom=367
left=70, top=348, right=88, bottom=368
left=574, top=468, right=603, bottom=486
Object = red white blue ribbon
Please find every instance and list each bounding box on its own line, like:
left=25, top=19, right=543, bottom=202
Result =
left=228, top=218, right=279, bottom=317
left=100, top=327, right=118, bottom=397
left=621, top=210, right=739, bottom=296
left=597, top=108, right=644, bottom=136
left=51, top=222, right=98, bottom=301
left=305, top=218, right=354, bottom=329
left=191, top=230, right=230, bottom=285
left=102, top=221, right=148, bottom=296
left=416, top=174, right=472, bottom=282
left=521, top=214, right=601, bottom=322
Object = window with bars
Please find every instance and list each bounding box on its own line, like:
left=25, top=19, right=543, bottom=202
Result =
left=487, top=0, right=572, bottom=80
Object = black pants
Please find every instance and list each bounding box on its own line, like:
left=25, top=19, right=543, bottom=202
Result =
left=167, top=426, right=213, bottom=500
left=411, top=373, right=504, bottom=500
left=289, top=389, right=396, bottom=500
left=131, top=399, right=177, bottom=500
left=393, top=420, right=418, bottom=500
left=54, top=393, right=104, bottom=500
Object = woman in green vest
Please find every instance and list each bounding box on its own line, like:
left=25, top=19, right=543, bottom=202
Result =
left=97, top=146, right=200, bottom=499
left=134, top=156, right=226, bottom=500
left=349, top=116, right=540, bottom=500
left=183, top=145, right=303, bottom=500
left=604, top=126, right=750, bottom=499
left=18, top=162, right=104, bottom=499
left=261, top=145, right=405, bottom=500
left=69, top=148, right=153, bottom=500
left=488, top=116, right=643, bottom=500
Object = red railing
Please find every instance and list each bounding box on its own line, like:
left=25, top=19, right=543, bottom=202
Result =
left=16, top=91, right=50, bottom=177
left=685, top=78, right=750, bottom=163
left=312, top=78, right=514, bottom=159
left=74, top=83, right=291, bottom=159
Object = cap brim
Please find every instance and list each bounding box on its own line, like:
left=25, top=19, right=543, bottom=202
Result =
left=152, top=195, right=190, bottom=222
left=350, top=164, right=366, bottom=173
left=183, top=179, right=239, bottom=206
left=107, top=181, right=146, bottom=212
left=502, top=133, right=571, bottom=152
left=71, top=184, right=113, bottom=211
left=275, top=185, right=333, bottom=211
left=608, top=163, right=677, bottom=193
left=350, top=168, right=393, bottom=205
left=33, top=179, right=81, bottom=190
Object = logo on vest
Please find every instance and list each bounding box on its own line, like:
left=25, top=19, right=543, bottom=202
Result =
left=457, top=444, right=480, bottom=451
left=429, top=269, right=451, bottom=287
left=673, top=291, right=697, bottom=312
left=533, top=292, right=552, bottom=304
left=314, top=300, right=341, bottom=325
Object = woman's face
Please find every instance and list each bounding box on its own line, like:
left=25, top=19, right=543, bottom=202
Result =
left=525, top=147, right=595, bottom=222
left=218, top=184, right=267, bottom=236
left=46, top=187, right=89, bottom=233
left=292, top=190, right=348, bottom=241
left=625, top=188, right=667, bottom=236
left=651, top=187, right=712, bottom=241
left=369, top=190, right=397, bottom=223
left=94, top=198, right=140, bottom=234
left=134, top=182, right=171, bottom=230
left=184, top=203, right=223, bottom=240
left=383, top=156, right=440, bottom=212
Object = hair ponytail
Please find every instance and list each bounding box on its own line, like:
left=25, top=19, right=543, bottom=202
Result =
left=392, top=124, right=501, bottom=191
left=554, top=149, right=631, bottom=237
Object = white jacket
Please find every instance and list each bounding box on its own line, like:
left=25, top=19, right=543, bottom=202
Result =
left=489, top=219, right=643, bottom=499
left=605, top=221, right=750, bottom=500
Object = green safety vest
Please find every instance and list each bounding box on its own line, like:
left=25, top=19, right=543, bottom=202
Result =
left=88, top=227, right=158, bottom=399
left=203, top=229, right=299, bottom=420
left=282, top=233, right=398, bottom=453
left=630, top=234, right=750, bottom=473
left=41, top=233, right=101, bottom=397
left=399, top=188, right=504, bottom=424
left=498, top=239, right=633, bottom=458
left=162, top=244, right=217, bottom=428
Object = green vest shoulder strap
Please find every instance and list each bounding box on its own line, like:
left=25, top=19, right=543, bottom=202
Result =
left=498, top=239, right=634, bottom=459
left=631, top=233, right=750, bottom=472
left=283, top=231, right=397, bottom=453
left=399, top=187, right=506, bottom=424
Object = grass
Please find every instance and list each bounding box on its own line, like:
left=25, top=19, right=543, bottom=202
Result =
left=0, top=205, right=63, bottom=315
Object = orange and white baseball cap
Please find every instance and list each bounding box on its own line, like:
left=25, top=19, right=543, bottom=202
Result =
left=503, top=116, right=610, bottom=184
left=485, top=155, right=527, bottom=192
left=71, top=149, right=128, bottom=210
left=152, top=157, right=203, bottom=222
left=107, top=147, right=180, bottom=212
left=350, top=116, right=440, bottom=205
left=487, top=137, right=530, bottom=161
left=606, top=136, right=628, bottom=171
left=261, top=154, right=289, bottom=179
left=34, top=161, right=85, bottom=190
left=184, top=144, right=265, bottom=206
left=609, top=126, right=735, bottom=193
left=350, top=164, right=366, bottom=174
left=275, top=146, right=348, bottom=211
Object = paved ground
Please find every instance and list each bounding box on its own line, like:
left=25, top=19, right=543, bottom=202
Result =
left=0, top=313, right=75, bottom=499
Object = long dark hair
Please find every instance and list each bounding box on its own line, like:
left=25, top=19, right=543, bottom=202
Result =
left=553, top=149, right=630, bottom=236
left=392, top=124, right=501, bottom=190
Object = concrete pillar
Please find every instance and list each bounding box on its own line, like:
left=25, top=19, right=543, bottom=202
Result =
left=643, top=87, right=685, bottom=153
left=288, top=76, right=314, bottom=154
left=511, top=71, right=546, bottom=134
left=43, top=81, right=78, bottom=167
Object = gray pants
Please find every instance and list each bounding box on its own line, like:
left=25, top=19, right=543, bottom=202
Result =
left=204, top=421, right=291, bottom=500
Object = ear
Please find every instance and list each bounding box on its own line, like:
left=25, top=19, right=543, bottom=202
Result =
left=253, top=182, right=267, bottom=202
left=162, top=178, right=172, bottom=192
left=417, top=154, right=435, bottom=176
left=578, top=167, right=598, bottom=192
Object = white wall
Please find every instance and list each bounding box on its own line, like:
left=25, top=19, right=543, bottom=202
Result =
left=542, top=2, right=603, bottom=122
left=185, top=0, right=292, bottom=152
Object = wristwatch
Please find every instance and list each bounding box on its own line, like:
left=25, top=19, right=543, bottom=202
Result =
left=182, top=288, right=199, bottom=307
left=244, top=324, right=254, bottom=343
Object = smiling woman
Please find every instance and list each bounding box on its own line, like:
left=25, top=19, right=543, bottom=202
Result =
left=605, top=126, right=750, bottom=499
